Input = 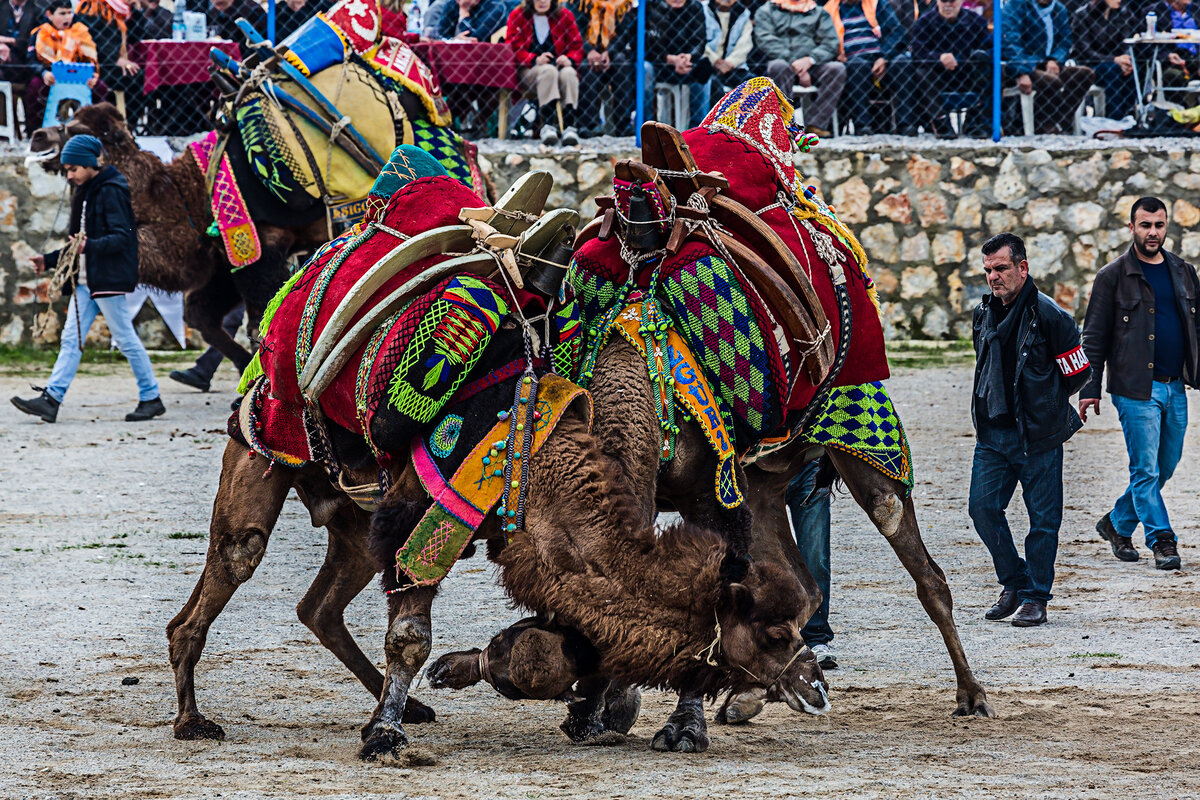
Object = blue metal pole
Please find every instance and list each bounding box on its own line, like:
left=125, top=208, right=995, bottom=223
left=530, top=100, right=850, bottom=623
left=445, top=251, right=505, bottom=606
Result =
left=268, top=0, right=277, bottom=43
left=635, top=0, right=646, bottom=148
left=992, top=0, right=1002, bottom=142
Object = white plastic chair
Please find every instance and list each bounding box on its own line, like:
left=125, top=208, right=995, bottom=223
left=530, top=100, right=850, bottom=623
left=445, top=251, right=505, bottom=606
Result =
left=1001, top=86, right=1036, bottom=135
left=791, top=85, right=839, bottom=136
left=654, top=82, right=690, bottom=130
left=0, top=81, right=16, bottom=143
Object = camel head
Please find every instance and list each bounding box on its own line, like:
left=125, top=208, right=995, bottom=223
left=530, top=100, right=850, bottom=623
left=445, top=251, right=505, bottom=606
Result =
left=715, top=560, right=830, bottom=715
left=28, top=103, right=137, bottom=173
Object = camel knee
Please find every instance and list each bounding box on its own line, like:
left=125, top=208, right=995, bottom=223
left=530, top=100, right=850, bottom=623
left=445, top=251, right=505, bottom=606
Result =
left=868, top=492, right=905, bottom=539
left=218, top=530, right=268, bottom=584
left=385, top=616, right=432, bottom=668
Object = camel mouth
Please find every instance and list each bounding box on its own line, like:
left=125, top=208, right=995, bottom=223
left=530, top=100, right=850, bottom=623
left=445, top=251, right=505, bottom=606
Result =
left=781, top=679, right=830, bottom=715
left=25, top=148, right=59, bottom=165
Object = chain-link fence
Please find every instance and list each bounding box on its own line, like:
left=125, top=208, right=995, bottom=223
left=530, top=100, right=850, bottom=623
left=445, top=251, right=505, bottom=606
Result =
left=6, top=0, right=1183, bottom=144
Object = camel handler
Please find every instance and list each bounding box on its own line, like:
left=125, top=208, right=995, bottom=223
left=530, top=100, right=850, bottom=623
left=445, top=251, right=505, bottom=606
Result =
left=969, top=232, right=1091, bottom=628
left=11, top=134, right=165, bottom=424
left=1080, top=197, right=1200, bottom=572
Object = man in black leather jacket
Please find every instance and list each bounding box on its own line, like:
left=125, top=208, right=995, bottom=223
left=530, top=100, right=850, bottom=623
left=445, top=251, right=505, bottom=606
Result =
left=969, top=233, right=1092, bottom=628
left=1080, top=196, right=1200, bottom=571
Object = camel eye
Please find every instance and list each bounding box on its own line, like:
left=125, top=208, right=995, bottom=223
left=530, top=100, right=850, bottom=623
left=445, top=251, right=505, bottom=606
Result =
left=762, top=625, right=792, bottom=647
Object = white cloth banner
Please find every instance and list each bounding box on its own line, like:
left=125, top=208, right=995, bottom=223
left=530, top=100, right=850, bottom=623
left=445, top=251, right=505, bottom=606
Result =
left=124, top=285, right=188, bottom=348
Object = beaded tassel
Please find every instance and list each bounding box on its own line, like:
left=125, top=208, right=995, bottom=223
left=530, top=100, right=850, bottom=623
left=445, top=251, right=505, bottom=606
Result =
left=639, top=264, right=677, bottom=460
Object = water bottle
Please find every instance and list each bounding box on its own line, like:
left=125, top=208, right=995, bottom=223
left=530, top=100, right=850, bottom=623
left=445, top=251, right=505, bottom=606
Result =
left=1147, top=11, right=1157, bottom=39
left=172, top=0, right=187, bottom=41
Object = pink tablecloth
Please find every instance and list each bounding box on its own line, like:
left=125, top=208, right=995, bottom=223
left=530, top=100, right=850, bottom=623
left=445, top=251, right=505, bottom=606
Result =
left=131, top=40, right=242, bottom=93
left=410, top=41, right=518, bottom=89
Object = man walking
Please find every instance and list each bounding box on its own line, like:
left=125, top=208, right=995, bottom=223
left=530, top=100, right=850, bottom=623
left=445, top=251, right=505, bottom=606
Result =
left=1080, top=197, right=1200, bottom=571
left=11, top=134, right=164, bottom=424
left=969, top=233, right=1091, bottom=627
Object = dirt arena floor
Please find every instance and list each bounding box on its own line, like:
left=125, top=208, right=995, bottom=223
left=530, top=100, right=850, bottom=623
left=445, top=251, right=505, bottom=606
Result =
left=2, top=352, right=1198, bottom=799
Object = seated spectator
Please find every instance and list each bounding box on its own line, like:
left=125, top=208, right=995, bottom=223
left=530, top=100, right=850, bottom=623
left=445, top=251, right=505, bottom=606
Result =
left=825, top=0, right=905, bottom=134
left=206, top=0, right=269, bottom=44
left=1002, top=0, right=1095, bottom=134
left=276, top=0, right=334, bottom=42
left=1150, top=0, right=1200, bottom=93
left=24, top=0, right=106, bottom=136
left=0, top=0, right=39, bottom=84
left=907, top=0, right=991, bottom=135
left=75, top=0, right=144, bottom=132
left=132, top=0, right=174, bottom=40
left=887, top=0, right=935, bottom=32
left=569, top=0, right=637, bottom=135
left=423, top=0, right=454, bottom=37
left=435, top=0, right=507, bottom=40
left=1073, top=0, right=1137, bottom=120
left=646, top=0, right=713, bottom=128
left=754, top=0, right=845, bottom=137
left=507, top=0, right=584, bottom=144
left=705, top=0, right=756, bottom=98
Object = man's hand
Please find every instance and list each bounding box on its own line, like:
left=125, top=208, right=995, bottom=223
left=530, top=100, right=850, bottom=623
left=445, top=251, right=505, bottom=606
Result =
left=940, top=52, right=958, bottom=70
left=44, top=70, right=55, bottom=86
left=536, top=52, right=553, bottom=65
left=1016, top=73, right=1033, bottom=94
left=86, top=74, right=98, bottom=89
left=871, top=56, right=887, bottom=80
left=117, top=56, right=140, bottom=75
left=1044, top=59, right=1060, bottom=78
left=1115, top=53, right=1132, bottom=76
left=1078, top=397, right=1101, bottom=422
left=454, top=33, right=478, bottom=41
left=555, top=54, right=571, bottom=68
left=0, top=43, right=10, bottom=63
left=1169, top=52, right=1186, bottom=67
left=31, top=254, right=45, bottom=275
left=791, top=55, right=814, bottom=75
left=714, top=57, right=733, bottom=74
left=587, top=49, right=609, bottom=68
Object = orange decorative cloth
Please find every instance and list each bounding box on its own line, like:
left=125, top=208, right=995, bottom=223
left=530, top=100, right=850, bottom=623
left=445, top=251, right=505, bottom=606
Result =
left=823, top=0, right=880, bottom=50
left=33, top=22, right=98, bottom=66
left=576, top=0, right=635, bottom=50
left=76, top=0, right=130, bottom=33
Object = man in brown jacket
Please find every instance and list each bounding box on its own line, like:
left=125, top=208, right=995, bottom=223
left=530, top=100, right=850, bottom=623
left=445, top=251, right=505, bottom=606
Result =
left=1079, top=196, right=1200, bottom=571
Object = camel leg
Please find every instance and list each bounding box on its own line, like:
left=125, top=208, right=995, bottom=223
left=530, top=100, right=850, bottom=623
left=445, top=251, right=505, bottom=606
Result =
left=185, top=270, right=253, bottom=373
left=559, top=676, right=618, bottom=743
left=651, top=690, right=710, bottom=753
left=826, top=449, right=995, bottom=718
left=359, top=585, right=436, bottom=760
left=167, top=439, right=293, bottom=740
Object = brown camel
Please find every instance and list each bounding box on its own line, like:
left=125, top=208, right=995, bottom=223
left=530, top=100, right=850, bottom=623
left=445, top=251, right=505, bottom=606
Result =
left=30, top=104, right=325, bottom=372
left=168, top=401, right=828, bottom=755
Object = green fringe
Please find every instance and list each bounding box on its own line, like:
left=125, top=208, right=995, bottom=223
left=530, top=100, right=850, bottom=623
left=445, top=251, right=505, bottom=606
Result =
left=236, top=268, right=306, bottom=394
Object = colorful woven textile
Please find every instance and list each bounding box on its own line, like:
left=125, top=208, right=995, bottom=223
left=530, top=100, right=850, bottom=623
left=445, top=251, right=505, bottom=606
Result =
left=399, top=374, right=589, bottom=586
left=362, top=144, right=450, bottom=222
left=701, top=76, right=804, bottom=190
left=188, top=131, right=262, bottom=269
left=366, top=36, right=453, bottom=125
left=800, top=382, right=912, bottom=488
left=235, top=93, right=312, bottom=209
left=411, top=118, right=476, bottom=191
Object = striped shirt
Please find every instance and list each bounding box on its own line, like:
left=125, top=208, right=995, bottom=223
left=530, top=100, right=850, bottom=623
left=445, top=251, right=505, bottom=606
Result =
left=841, top=3, right=882, bottom=59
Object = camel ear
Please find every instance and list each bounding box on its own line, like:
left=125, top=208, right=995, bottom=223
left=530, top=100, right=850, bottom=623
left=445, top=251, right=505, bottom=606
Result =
left=725, top=583, right=755, bottom=617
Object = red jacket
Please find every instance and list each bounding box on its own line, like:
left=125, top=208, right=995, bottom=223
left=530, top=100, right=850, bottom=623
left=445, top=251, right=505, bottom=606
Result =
left=506, top=6, right=584, bottom=68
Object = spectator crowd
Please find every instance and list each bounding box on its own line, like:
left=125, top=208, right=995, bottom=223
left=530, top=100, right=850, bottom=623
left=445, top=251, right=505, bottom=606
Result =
left=3, top=0, right=1199, bottom=140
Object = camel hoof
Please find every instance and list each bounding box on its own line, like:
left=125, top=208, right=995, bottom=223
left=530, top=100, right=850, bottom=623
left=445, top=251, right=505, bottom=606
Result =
left=952, top=692, right=997, bottom=719
left=574, top=730, right=627, bottom=746
left=601, top=685, right=641, bottom=735
left=426, top=650, right=480, bottom=690
left=560, top=714, right=606, bottom=742
left=359, top=723, right=408, bottom=761
left=650, top=723, right=709, bottom=753
left=402, top=696, right=437, bottom=724
left=173, top=714, right=226, bottom=741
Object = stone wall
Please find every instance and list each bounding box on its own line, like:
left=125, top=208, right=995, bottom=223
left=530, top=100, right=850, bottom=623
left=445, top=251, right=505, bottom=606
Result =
left=4, top=138, right=1200, bottom=346
left=477, top=137, right=1200, bottom=340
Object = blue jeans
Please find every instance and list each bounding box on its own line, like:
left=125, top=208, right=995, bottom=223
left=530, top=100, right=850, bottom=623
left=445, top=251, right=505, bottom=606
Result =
left=1110, top=381, right=1188, bottom=548
left=47, top=284, right=159, bottom=403
left=969, top=424, right=1063, bottom=605
left=786, top=458, right=833, bottom=646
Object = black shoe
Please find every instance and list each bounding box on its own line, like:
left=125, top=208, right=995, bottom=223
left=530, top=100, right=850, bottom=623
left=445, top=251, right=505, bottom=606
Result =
left=169, top=367, right=211, bottom=393
left=126, top=397, right=166, bottom=422
left=1011, top=601, right=1047, bottom=627
left=930, top=115, right=958, bottom=139
left=984, top=588, right=1021, bottom=620
left=1152, top=539, right=1181, bottom=571
left=11, top=387, right=60, bottom=423
left=1097, top=513, right=1139, bottom=562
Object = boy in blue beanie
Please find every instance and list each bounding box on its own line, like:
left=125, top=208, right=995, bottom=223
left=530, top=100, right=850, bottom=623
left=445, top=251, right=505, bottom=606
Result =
left=11, top=134, right=165, bottom=424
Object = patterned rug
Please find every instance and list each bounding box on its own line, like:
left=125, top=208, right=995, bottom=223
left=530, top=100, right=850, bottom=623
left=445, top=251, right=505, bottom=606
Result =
left=799, top=382, right=912, bottom=489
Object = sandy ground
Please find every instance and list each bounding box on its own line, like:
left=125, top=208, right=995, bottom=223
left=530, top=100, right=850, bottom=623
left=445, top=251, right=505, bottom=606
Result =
left=1, top=357, right=1199, bottom=800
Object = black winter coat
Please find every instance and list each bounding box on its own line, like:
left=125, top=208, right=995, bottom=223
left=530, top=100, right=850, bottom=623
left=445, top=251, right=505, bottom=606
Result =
left=972, top=283, right=1092, bottom=454
left=1080, top=247, right=1200, bottom=400
left=1072, top=0, right=1138, bottom=64
left=45, top=165, right=139, bottom=296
